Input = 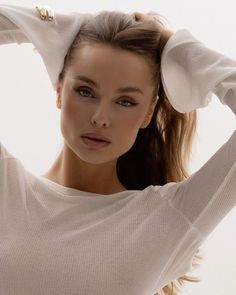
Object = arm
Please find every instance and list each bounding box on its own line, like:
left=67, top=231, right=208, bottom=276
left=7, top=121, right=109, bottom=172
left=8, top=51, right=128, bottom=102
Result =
left=170, top=129, right=236, bottom=238
left=0, top=3, right=94, bottom=90
left=161, top=29, right=236, bottom=238
left=0, top=12, right=29, bottom=45
left=160, top=29, right=236, bottom=115
left=213, top=74, right=236, bottom=115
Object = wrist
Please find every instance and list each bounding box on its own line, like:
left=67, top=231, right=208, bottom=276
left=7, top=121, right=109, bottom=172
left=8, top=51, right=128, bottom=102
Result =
left=159, top=30, right=174, bottom=56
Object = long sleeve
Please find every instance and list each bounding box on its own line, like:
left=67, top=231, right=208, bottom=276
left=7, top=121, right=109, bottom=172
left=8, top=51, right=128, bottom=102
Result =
left=165, top=39, right=236, bottom=239
left=0, top=12, right=29, bottom=45
left=0, top=3, right=94, bottom=90
left=161, top=29, right=236, bottom=238
left=170, top=128, right=236, bottom=238
left=154, top=136, right=236, bottom=290
left=161, top=29, right=236, bottom=115
left=213, top=73, right=236, bottom=115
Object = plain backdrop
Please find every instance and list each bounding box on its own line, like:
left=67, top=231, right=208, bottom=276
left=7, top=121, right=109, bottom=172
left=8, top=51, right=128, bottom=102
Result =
left=0, top=0, right=235, bottom=294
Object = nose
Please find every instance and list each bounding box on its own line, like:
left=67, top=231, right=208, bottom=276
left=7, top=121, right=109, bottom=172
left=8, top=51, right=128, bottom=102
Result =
left=90, top=104, right=110, bottom=128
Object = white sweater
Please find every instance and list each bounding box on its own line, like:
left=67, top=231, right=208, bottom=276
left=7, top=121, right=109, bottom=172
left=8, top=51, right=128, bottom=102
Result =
left=1, top=132, right=235, bottom=295
left=0, top=5, right=236, bottom=295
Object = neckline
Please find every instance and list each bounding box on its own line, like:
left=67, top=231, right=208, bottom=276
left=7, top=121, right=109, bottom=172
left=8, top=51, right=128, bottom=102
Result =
left=38, top=175, right=138, bottom=198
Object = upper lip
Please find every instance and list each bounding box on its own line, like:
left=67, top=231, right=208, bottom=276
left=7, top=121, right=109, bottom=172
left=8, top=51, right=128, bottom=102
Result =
left=81, top=133, right=111, bottom=143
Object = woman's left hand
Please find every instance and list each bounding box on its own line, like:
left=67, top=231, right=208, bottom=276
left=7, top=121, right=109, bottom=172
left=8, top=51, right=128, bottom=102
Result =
left=132, top=12, right=174, bottom=55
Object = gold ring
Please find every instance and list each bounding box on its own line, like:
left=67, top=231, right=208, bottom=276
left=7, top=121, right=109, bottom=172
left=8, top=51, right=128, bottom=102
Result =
left=35, top=5, right=55, bottom=21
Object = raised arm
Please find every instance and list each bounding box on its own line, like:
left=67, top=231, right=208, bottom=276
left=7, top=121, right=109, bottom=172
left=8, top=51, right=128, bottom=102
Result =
left=213, top=73, right=236, bottom=115
left=0, top=3, right=94, bottom=90
left=171, top=128, right=236, bottom=238
left=161, top=29, right=236, bottom=115
left=160, top=29, right=236, bottom=238
left=0, top=11, right=29, bottom=45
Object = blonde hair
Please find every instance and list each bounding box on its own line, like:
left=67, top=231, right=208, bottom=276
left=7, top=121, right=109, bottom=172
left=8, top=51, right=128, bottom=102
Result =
left=57, top=10, right=203, bottom=295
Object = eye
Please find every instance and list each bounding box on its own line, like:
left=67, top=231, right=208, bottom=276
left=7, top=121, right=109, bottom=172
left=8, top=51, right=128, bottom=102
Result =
left=75, top=87, right=93, bottom=98
left=117, top=99, right=137, bottom=107
left=74, top=87, right=138, bottom=107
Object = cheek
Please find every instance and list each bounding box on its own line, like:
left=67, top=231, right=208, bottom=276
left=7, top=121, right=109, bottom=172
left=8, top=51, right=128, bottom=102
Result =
left=60, top=100, right=85, bottom=139
left=115, top=112, right=143, bottom=145
left=119, top=110, right=145, bottom=129
left=61, top=99, right=88, bottom=124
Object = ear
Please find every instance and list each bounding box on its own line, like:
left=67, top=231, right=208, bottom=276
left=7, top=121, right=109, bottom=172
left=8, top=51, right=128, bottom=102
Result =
left=140, top=99, right=157, bottom=129
left=56, top=83, right=62, bottom=109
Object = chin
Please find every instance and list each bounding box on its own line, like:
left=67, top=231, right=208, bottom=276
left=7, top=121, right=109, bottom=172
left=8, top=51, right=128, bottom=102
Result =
left=75, top=148, right=118, bottom=165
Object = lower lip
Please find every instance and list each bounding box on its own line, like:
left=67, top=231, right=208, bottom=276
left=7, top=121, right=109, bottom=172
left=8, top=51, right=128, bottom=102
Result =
left=81, top=137, right=111, bottom=149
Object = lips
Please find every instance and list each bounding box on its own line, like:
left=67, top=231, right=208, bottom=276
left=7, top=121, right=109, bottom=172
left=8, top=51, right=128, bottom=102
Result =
left=81, top=133, right=111, bottom=143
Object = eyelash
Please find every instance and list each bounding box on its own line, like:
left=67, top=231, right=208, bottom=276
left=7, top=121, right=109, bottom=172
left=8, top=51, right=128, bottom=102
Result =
left=74, top=87, right=138, bottom=107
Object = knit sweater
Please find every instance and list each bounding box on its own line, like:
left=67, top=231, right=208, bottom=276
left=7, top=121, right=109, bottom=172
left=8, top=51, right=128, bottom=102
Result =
left=0, top=5, right=236, bottom=295
left=0, top=128, right=235, bottom=295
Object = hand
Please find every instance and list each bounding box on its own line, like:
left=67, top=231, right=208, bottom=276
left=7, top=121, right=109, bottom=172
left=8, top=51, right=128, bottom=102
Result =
left=132, top=12, right=174, bottom=55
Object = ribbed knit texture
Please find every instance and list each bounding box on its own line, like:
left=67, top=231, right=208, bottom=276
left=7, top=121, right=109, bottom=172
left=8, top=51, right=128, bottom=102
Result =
left=0, top=127, right=235, bottom=294
left=0, top=4, right=235, bottom=294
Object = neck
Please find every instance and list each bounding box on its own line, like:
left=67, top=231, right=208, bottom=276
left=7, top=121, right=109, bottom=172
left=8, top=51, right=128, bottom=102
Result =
left=42, top=145, right=126, bottom=195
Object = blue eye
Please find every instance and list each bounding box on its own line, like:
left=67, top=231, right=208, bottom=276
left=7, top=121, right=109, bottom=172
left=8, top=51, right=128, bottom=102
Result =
left=74, top=87, right=137, bottom=107
left=118, top=99, right=137, bottom=107
left=77, top=88, right=92, bottom=97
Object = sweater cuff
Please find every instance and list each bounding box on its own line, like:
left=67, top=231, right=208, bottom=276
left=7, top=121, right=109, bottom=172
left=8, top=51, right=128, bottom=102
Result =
left=160, top=28, right=236, bottom=113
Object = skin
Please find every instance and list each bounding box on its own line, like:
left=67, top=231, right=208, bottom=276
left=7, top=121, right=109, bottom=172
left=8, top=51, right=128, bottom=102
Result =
left=133, top=12, right=174, bottom=55
left=42, top=42, right=157, bottom=195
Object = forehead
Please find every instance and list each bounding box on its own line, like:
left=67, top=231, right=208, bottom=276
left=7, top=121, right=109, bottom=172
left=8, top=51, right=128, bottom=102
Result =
left=67, top=43, right=154, bottom=88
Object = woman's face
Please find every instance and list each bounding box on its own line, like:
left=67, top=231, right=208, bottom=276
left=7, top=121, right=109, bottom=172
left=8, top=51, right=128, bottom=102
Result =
left=56, top=43, right=156, bottom=165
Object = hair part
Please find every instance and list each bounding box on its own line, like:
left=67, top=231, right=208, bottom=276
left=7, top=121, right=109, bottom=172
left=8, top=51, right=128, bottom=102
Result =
left=57, top=10, right=203, bottom=295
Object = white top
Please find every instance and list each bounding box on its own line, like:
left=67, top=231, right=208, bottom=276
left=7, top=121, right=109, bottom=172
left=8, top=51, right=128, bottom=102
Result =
left=161, top=29, right=236, bottom=114
left=0, top=128, right=235, bottom=295
left=0, top=7, right=236, bottom=295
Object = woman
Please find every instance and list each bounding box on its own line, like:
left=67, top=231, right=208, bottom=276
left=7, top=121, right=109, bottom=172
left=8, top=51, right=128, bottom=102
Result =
left=0, top=4, right=235, bottom=295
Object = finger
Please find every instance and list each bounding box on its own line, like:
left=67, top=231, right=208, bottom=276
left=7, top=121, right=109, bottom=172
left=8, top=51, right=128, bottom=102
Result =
left=132, top=12, right=145, bottom=21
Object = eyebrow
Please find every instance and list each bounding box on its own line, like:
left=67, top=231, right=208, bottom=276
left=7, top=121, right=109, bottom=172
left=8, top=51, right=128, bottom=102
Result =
left=74, top=75, right=144, bottom=95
